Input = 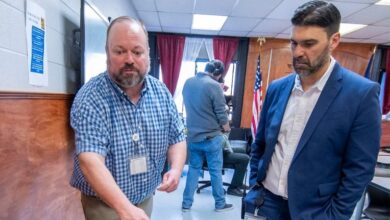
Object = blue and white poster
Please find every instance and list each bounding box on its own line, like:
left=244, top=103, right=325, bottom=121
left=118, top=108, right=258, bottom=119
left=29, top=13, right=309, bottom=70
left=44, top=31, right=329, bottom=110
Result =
left=26, top=1, right=48, bottom=86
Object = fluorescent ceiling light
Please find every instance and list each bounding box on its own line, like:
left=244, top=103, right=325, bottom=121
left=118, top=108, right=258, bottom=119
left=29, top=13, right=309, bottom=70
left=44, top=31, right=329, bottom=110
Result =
left=192, top=14, right=227, bottom=31
left=375, top=0, right=390, bottom=5
left=340, top=23, right=367, bottom=36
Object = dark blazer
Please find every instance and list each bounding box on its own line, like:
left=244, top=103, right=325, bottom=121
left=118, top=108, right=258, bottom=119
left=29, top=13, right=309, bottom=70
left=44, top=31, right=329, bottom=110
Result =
left=249, top=63, right=382, bottom=220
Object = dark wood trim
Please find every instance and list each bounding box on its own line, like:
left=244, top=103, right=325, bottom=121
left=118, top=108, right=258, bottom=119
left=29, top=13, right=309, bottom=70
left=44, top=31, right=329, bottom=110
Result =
left=0, top=92, right=74, bottom=100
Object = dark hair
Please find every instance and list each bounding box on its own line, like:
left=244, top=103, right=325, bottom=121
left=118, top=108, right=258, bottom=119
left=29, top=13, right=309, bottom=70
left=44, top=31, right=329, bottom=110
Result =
left=105, top=16, right=149, bottom=49
left=205, top=59, right=225, bottom=76
left=291, top=0, right=341, bottom=37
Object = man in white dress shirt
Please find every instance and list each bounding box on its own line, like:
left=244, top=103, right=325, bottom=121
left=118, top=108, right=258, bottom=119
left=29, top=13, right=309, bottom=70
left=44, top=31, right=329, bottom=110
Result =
left=245, top=1, right=381, bottom=219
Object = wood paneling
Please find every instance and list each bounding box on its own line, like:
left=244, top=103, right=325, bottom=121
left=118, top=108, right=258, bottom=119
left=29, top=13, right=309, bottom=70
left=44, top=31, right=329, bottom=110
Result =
left=333, top=43, right=375, bottom=76
left=241, top=38, right=375, bottom=128
left=0, top=92, right=84, bottom=220
left=382, top=121, right=390, bottom=147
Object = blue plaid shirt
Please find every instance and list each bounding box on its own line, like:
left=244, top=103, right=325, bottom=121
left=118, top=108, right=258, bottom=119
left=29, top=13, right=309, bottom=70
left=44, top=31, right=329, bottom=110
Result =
left=70, top=72, right=185, bottom=204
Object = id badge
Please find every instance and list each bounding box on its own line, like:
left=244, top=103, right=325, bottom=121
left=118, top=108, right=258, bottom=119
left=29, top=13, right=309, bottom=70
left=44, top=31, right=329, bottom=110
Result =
left=129, top=155, right=147, bottom=175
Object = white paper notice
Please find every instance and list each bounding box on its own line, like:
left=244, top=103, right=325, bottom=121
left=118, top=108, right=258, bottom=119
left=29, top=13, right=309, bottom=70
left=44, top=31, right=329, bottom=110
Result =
left=26, top=1, right=48, bottom=87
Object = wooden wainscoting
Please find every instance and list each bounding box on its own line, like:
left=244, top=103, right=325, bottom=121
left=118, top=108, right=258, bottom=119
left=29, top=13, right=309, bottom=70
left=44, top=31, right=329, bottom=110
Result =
left=0, top=92, right=84, bottom=220
left=382, top=121, right=390, bottom=147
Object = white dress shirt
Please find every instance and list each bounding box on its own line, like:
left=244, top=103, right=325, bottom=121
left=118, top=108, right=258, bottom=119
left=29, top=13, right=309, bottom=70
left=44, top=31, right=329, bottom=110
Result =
left=262, top=57, right=336, bottom=198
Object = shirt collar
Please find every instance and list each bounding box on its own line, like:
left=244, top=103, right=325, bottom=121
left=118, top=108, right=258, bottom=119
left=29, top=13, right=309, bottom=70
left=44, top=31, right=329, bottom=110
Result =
left=197, top=71, right=210, bottom=78
left=293, top=56, right=335, bottom=92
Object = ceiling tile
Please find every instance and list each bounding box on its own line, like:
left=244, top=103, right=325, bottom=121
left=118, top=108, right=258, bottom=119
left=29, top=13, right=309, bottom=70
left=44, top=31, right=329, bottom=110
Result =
left=155, top=0, right=195, bottom=13
left=359, top=38, right=390, bottom=44
left=252, top=19, right=291, bottom=33
left=266, top=0, right=308, bottom=19
left=231, top=0, right=283, bottom=18
left=328, top=0, right=378, bottom=3
left=340, top=37, right=363, bottom=43
left=370, top=31, right=390, bottom=41
left=344, top=5, right=390, bottom=24
left=146, top=26, right=162, bottom=32
left=122, top=0, right=390, bottom=43
left=162, top=27, right=191, bottom=34
left=373, top=17, right=390, bottom=27
left=190, top=29, right=219, bottom=36
left=138, top=11, right=160, bottom=27
left=158, top=12, right=192, bottom=28
left=194, top=0, right=237, bottom=16
left=330, top=2, right=370, bottom=18
left=222, top=17, right=261, bottom=31
left=275, top=33, right=290, bottom=39
left=219, top=30, right=249, bottom=37
left=282, top=26, right=292, bottom=34
left=131, top=0, right=156, bottom=11
left=247, top=32, right=277, bottom=38
left=343, top=26, right=390, bottom=38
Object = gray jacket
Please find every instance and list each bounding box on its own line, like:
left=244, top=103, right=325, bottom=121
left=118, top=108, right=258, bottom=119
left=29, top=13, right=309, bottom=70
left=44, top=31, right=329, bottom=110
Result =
left=182, top=72, right=228, bottom=142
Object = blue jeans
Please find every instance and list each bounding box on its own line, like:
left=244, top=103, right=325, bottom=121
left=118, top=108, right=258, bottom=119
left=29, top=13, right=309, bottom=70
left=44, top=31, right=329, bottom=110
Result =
left=182, top=135, right=226, bottom=209
left=245, top=185, right=290, bottom=220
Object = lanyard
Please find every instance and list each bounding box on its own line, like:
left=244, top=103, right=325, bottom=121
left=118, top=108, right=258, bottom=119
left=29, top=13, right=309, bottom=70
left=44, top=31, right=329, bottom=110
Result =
left=106, top=74, right=148, bottom=156
left=120, top=95, right=146, bottom=156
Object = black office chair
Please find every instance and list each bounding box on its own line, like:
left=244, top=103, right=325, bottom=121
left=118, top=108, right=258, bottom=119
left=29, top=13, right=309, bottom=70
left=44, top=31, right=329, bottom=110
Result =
left=196, top=160, right=232, bottom=194
left=196, top=128, right=251, bottom=194
left=361, top=150, right=390, bottom=220
left=362, top=183, right=390, bottom=220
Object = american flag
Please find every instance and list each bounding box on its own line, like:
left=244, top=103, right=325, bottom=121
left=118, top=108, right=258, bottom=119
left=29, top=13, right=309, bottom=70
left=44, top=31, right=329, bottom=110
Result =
left=251, top=55, right=263, bottom=140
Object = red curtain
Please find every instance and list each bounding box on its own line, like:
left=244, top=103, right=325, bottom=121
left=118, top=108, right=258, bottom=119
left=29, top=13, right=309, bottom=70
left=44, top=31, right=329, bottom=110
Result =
left=213, top=37, right=239, bottom=78
left=157, top=34, right=185, bottom=95
left=384, top=49, right=390, bottom=114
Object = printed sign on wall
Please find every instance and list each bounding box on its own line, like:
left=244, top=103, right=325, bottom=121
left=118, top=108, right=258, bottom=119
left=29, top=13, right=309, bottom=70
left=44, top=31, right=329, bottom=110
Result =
left=26, top=1, right=48, bottom=86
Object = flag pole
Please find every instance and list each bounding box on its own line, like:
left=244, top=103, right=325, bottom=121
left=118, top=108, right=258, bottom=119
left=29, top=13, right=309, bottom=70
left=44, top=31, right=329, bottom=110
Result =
left=266, top=49, right=273, bottom=90
left=257, top=37, right=266, bottom=88
left=242, top=36, right=267, bottom=220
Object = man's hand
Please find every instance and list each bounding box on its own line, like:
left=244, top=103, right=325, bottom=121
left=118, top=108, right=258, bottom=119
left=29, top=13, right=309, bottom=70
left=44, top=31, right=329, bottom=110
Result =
left=222, top=123, right=231, bottom=133
left=78, top=153, right=149, bottom=220
left=157, top=168, right=181, bottom=193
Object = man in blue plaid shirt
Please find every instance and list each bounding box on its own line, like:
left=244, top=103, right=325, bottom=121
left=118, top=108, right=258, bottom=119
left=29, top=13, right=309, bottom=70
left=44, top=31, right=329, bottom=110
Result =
left=70, top=16, right=186, bottom=220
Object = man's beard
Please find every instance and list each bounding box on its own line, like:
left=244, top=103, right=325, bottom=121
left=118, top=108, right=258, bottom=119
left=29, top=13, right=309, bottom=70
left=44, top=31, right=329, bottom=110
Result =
left=293, top=46, right=330, bottom=77
left=112, top=63, right=146, bottom=88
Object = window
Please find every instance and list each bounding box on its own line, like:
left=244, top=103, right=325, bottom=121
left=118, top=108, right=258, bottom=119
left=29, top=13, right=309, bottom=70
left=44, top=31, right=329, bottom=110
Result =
left=159, top=60, right=236, bottom=115
left=172, top=61, right=196, bottom=114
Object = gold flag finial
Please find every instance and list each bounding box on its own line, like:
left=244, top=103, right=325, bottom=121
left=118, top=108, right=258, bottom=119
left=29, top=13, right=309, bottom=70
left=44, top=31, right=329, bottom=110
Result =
left=257, top=37, right=266, bottom=47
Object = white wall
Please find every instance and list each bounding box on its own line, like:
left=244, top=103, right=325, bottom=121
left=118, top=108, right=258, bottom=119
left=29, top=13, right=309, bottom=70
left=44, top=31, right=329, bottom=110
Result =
left=92, top=0, right=138, bottom=22
left=0, top=0, right=137, bottom=94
